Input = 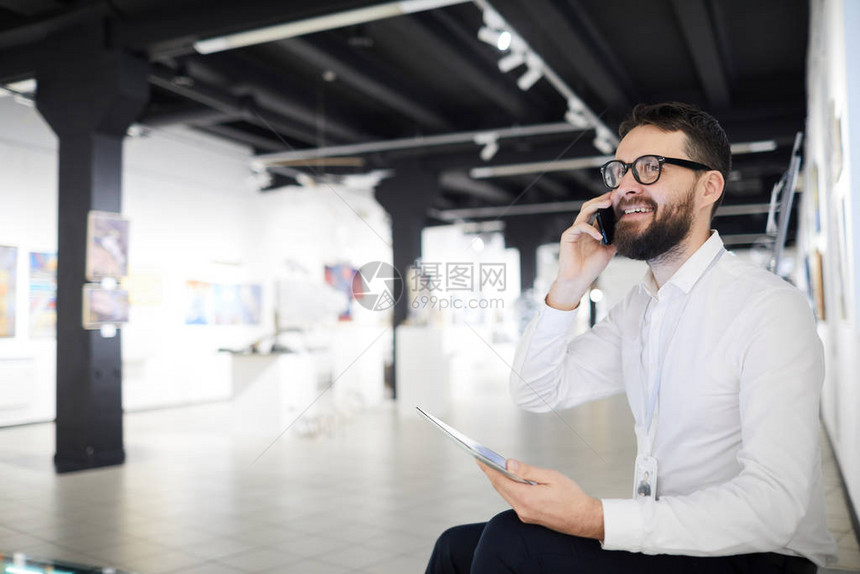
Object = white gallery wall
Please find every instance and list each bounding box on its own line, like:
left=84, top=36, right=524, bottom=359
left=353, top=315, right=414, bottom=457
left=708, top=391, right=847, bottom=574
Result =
left=803, top=0, right=860, bottom=521
left=0, top=98, right=59, bottom=426
left=0, top=94, right=392, bottom=424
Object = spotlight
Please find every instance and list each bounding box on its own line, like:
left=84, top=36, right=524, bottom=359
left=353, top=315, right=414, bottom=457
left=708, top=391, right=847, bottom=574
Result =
left=592, top=127, right=616, bottom=155
left=517, top=64, right=543, bottom=91
left=480, top=140, right=499, bottom=161
left=474, top=133, right=499, bottom=161
left=498, top=51, right=525, bottom=73
left=564, top=98, right=590, bottom=129
left=478, top=27, right=502, bottom=48
left=478, top=27, right=512, bottom=51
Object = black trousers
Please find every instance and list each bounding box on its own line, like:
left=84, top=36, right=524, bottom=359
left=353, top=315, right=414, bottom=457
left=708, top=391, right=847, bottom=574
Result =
left=426, top=510, right=817, bottom=574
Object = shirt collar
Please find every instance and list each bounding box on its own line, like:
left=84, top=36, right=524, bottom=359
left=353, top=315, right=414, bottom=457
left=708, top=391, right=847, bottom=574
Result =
left=639, top=231, right=725, bottom=298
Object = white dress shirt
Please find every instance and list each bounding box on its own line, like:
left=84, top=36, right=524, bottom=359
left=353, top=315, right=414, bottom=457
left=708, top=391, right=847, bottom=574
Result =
left=510, top=232, right=838, bottom=566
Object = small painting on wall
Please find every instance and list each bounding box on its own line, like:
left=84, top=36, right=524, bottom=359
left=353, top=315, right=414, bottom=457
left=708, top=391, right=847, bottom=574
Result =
left=29, top=251, right=57, bottom=338
left=86, top=211, right=129, bottom=280
left=82, top=285, right=130, bottom=329
left=0, top=245, right=17, bottom=337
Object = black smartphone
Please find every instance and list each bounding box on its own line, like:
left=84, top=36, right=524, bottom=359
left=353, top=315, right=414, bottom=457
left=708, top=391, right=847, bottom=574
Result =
left=595, top=207, right=616, bottom=245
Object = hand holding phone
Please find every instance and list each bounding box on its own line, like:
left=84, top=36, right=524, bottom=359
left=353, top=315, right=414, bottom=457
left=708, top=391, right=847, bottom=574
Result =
left=547, top=196, right=616, bottom=310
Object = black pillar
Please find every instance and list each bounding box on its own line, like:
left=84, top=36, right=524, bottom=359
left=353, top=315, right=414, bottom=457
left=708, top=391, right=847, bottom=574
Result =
left=375, top=163, right=441, bottom=397
left=504, top=216, right=547, bottom=294
left=35, top=23, right=149, bottom=473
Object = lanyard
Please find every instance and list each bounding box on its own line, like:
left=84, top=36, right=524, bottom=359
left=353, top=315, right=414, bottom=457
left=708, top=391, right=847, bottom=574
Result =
left=639, top=247, right=725, bottom=455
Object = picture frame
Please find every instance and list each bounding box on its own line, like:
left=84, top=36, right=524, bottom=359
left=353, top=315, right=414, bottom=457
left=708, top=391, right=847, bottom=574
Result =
left=29, top=251, right=57, bottom=337
left=86, top=211, right=129, bottom=281
left=82, top=285, right=130, bottom=329
left=0, top=245, right=17, bottom=337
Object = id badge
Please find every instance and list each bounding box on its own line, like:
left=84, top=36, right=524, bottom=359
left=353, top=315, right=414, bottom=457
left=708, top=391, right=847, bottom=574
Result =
left=634, top=455, right=658, bottom=499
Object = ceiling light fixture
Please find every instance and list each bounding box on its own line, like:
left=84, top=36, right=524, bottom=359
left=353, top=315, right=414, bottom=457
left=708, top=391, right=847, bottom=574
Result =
left=592, top=126, right=616, bottom=155
left=477, top=6, right=513, bottom=52
left=516, top=54, right=544, bottom=91
left=477, top=26, right=504, bottom=48
left=497, top=50, right=525, bottom=73
left=496, top=30, right=512, bottom=50
left=474, top=132, right=499, bottom=161
left=564, top=97, right=590, bottom=129
left=474, top=0, right=619, bottom=151
left=194, top=0, right=471, bottom=54
left=730, top=140, right=778, bottom=154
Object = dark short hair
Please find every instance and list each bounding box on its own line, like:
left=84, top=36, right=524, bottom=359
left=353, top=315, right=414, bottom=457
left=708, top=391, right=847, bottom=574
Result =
left=618, top=102, right=731, bottom=219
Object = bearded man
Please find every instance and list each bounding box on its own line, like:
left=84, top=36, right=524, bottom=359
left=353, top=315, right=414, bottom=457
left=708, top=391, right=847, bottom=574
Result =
left=426, top=102, right=837, bottom=574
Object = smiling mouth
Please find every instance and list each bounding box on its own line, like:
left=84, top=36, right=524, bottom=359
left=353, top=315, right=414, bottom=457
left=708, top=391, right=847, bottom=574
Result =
left=620, top=207, right=655, bottom=218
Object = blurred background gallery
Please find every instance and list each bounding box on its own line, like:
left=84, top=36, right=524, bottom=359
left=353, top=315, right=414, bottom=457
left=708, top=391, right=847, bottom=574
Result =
left=0, top=0, right=859, bottom=572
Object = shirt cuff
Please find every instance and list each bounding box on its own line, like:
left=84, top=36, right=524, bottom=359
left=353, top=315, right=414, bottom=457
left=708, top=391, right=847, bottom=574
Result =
left=535, top=302, right=579, bottom=333
left=601, top=498, right=645, bottom=552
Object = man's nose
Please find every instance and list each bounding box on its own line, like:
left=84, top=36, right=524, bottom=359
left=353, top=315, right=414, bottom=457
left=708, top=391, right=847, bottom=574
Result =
left=613, top=174, right=643, bottom=199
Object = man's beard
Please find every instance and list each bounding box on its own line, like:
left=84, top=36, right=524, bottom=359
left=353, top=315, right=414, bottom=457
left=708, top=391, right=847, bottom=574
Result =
left=613, top=188, right=695, bottom=262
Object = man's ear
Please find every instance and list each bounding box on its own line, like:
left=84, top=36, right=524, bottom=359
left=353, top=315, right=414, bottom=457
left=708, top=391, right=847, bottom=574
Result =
left=699, top=170, right=725, bottom=210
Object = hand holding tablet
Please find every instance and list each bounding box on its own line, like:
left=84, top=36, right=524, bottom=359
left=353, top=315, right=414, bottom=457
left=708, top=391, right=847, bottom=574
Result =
left=416, top=407, right=536, bottom=485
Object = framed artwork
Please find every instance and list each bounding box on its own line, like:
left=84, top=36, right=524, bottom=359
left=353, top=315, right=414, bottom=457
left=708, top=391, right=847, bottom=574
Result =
left=0, top=245, right=16, bottom=337
left=185, top=281, right=261, bottom=325
left=238, top=284, right=262, bottom=325
left=29, top=252, right=57, bottom=337
left=810, top=250, right=826, bottom=321
left=82, top=285, right=130, bottom=329
left=325, top=264, right=357, bottom=321
left=86, top=211, right=129, bottom=280
left=213, top=284, right=242, bottom=325
left=185, top=280, right=213, bottom=325
left=829, top=101, right=843, bottom=185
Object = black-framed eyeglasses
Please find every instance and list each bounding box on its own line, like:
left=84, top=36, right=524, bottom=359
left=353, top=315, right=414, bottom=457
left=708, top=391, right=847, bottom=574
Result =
left=599, top=155, right=713, bottom=190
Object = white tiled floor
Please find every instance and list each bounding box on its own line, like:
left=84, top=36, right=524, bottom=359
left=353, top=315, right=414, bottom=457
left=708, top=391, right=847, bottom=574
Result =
left=0, top=389, right=857, bottom=573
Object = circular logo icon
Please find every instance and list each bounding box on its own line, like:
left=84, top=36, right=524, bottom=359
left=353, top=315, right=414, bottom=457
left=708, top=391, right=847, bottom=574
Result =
left=352, top=261, right=403, bottom=311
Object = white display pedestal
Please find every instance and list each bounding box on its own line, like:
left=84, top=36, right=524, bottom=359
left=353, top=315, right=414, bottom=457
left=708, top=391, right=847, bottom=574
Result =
left=330, top=324, right=386, bottom=413
left=395, top=325, right=451, bottom=418
left=229, top=352, right=318, bottom=435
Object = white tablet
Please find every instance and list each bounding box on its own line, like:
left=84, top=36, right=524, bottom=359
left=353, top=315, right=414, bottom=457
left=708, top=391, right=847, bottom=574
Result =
left=416, top=407, right=536, bottom=485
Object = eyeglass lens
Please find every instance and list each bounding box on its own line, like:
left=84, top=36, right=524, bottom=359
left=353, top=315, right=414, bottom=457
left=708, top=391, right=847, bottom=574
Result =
left=603, top=155, right=662, bottom=188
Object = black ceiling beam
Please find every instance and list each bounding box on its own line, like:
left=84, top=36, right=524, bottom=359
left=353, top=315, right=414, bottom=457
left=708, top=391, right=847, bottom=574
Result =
left=187, top=53, right=372, bottom=143
left=0, top=43, right=38, bottom=82
left=115, top=0, right=383, bottom=59
left=722, top=117, right=803, bottom=144
left=555, top=169, right=606, bottom=196
left=670, top=0, right=731, bottom=109
left=374, top=16, right=532, bottom=119
left=0, top=0, right=65, bottom=17
left=508, top=173, right=569, bottom=199
left=139, top=101, right=235, bottom=127
left=497, top=0, right=631, bottom=112
left=148, top=66, right=323, bottom=146
left=383, top=132, right=598, bottom=169
left=274, top=37, right=454, bottom=132
left=0, top=2, right=106, bottom=50
left=440, top=171, right=515, bottom=203
left=197, top=124, right=284, bottom=152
